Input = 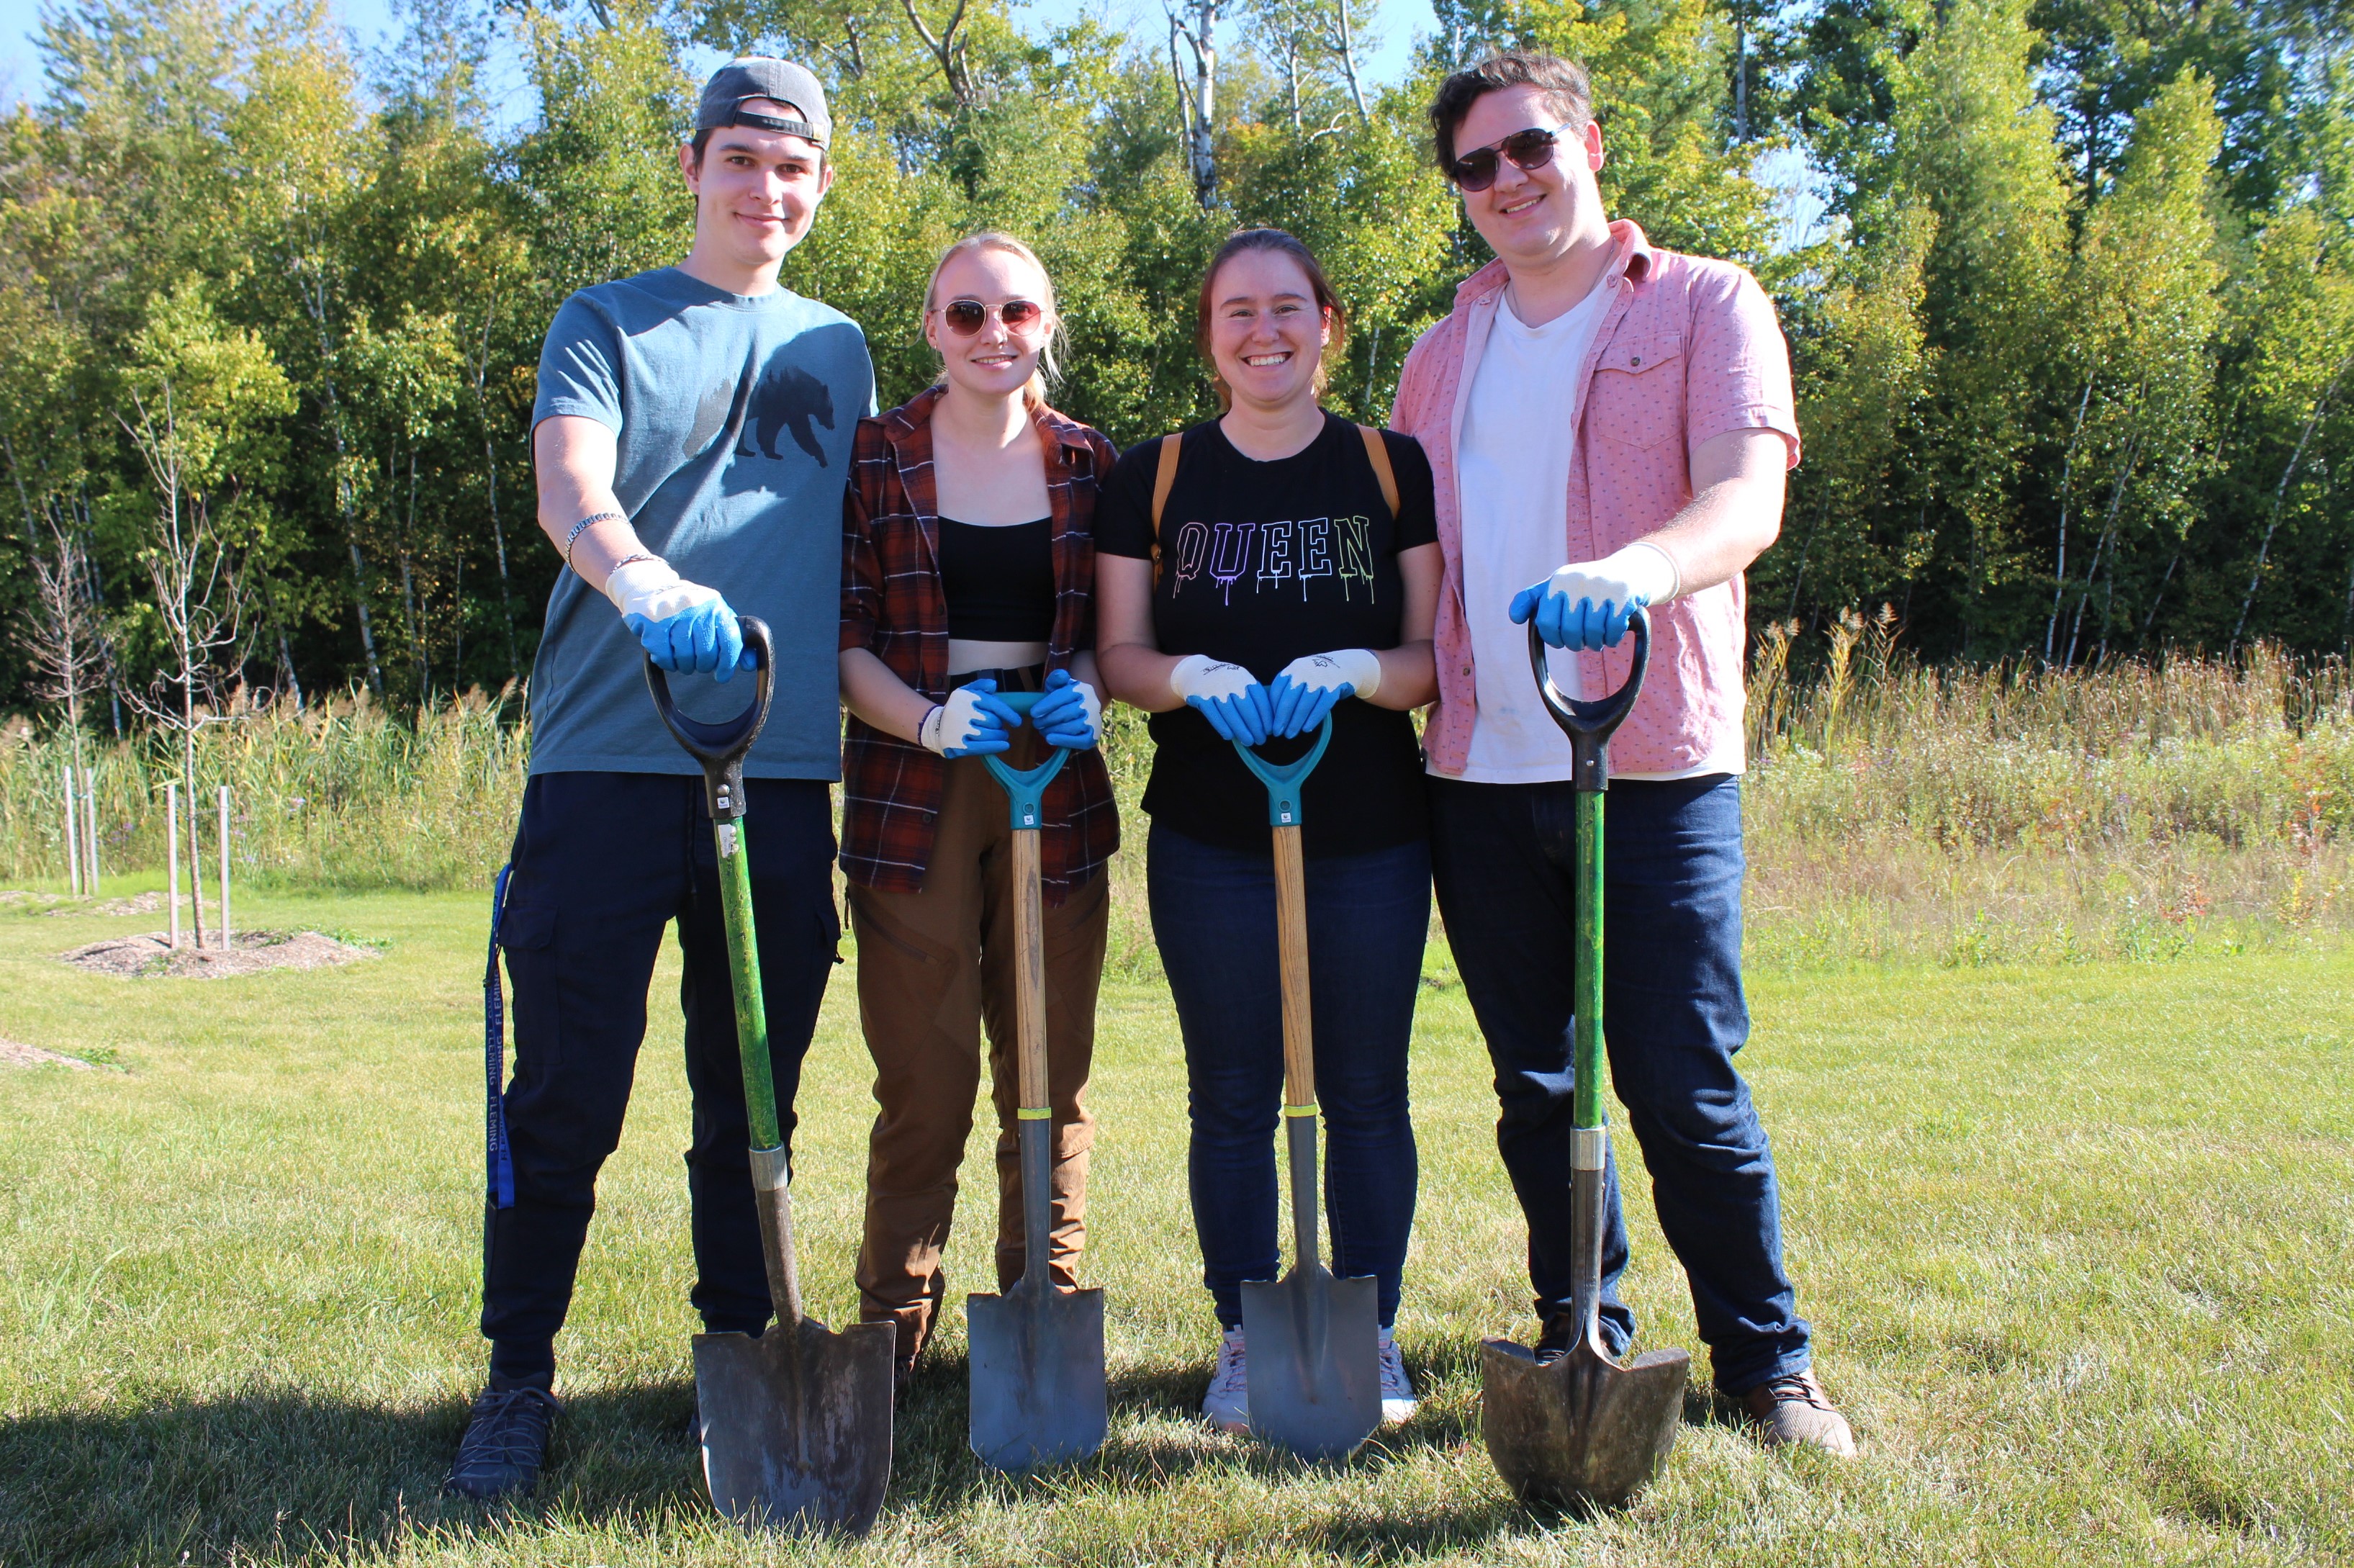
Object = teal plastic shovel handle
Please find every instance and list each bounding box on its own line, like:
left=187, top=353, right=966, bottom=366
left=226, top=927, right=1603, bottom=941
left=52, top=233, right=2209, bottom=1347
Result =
left=1230, top=716, right=1335, bottom=827
left=981, top=690, right=1073, bottom=831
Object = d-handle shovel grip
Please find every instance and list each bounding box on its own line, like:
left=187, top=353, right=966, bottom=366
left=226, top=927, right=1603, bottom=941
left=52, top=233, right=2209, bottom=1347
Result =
left=1231, top=716, right=1335, bottom=827
left=980, top=690, right=1074, bottom=832
left=1526, top=608, right=1650, bottom=794
left=644, top=616, right=775, bottom=821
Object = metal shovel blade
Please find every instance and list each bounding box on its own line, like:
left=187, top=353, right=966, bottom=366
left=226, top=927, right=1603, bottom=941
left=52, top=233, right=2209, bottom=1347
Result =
left=1241, top=1263, right=1382, bottom=1461
left=966, top=1278, right=1109, bottom=1471
left=1480, top=1325, right=1688, bottom=1511
left=693, top=1316, right=897, bottom=1536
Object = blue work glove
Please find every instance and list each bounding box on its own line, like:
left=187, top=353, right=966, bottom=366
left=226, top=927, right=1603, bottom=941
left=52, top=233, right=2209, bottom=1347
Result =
left=626, top=602, right=755, bottom=680
left=1168, top=654, right=1272, bottom=747
left=1029, top=667, right=1103, bottom=750
left=1265, top=649, right=1381, bottom=738
left=1508, top=544, right=1678, bottom=651
left=608, top=559, right=756, bottom=681
left=921, top=679, right=1021, bottom=758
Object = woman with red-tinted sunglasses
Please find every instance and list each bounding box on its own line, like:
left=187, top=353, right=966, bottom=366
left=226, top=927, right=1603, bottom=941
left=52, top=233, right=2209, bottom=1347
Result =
left=837, top=233, right=1119, bottom=1391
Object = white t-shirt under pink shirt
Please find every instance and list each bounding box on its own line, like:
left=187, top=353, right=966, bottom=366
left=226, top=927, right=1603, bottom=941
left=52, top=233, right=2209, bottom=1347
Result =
left=1448, top=278, right=1744, bottom=785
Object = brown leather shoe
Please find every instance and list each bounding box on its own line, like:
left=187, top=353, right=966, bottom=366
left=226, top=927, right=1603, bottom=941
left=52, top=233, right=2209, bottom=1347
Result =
left=1734, top=1369, right=1857, bottom=1456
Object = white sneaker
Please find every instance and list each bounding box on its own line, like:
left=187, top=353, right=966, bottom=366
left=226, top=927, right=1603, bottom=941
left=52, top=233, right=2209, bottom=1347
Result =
left=1378, top=1328, right=1417, bottom=1425
left=1202, top=1328, right=1249, bottom=1433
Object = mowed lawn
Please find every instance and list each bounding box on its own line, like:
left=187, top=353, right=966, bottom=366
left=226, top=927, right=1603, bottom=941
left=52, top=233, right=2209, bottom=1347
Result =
left=1, top=886, right=2349, bottom=1567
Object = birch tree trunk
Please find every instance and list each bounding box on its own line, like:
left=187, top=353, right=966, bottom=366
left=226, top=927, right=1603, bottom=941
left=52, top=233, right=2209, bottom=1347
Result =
left=1171, top=0, right=1222, bottom=205
left=1323, top=0, right=1368, bottom=124
left=2231, top=357, right=2349, bottom=654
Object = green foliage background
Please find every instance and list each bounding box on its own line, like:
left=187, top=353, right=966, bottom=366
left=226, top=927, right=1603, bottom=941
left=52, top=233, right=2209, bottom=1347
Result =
left=2, top=0, right=2351, bottom=719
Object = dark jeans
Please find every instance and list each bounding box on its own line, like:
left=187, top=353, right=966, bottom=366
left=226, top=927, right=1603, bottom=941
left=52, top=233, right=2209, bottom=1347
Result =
left=483, top=771, right=840, bottom=1384
left=1427, top=772, right=1810, bottom=1395
left=1147, top=822, right=1428, bottom=1328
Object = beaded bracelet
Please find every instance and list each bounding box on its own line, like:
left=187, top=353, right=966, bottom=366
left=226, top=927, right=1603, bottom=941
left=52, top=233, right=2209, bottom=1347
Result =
left=562, top=510, right=626, bottom=572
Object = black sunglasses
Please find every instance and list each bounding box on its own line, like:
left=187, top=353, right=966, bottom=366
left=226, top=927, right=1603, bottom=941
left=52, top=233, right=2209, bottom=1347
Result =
left=937, top=298, right=1045, bottom=335
left=1448, top=122, right=1576, bottom=192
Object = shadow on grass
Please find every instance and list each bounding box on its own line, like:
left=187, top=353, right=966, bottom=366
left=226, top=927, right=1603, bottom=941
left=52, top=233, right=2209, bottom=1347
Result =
left=1, top=1347, right=1633, bottom=1566
left=0, top=1382, right=708, bottom=1568
left=880, top=1348, right=1538, bottom=1558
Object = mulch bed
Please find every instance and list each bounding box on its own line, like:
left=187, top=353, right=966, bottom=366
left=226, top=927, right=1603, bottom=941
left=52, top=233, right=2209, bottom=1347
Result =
left=59, top=930, right=379, bottom=979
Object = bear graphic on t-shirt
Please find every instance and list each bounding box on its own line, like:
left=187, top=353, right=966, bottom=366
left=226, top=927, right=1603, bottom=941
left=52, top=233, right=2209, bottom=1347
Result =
left=682, top=357, right=839, bottom=468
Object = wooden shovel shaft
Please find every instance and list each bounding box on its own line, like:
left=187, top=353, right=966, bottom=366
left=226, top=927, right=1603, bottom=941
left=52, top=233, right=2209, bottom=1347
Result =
left=1013, top=829, right=1050, bottom=1109
left=1011, top=826, right=1055, bottom=1288
left=1271, top=822, right=1325, bottom=1271
left=1272, top=824, right=1316, bottom=1110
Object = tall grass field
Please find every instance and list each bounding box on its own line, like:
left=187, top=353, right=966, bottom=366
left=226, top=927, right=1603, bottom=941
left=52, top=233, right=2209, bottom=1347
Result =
left=2, top=636, right=2351, bottom=1564
left=7, top=631, right=2352, bottom=966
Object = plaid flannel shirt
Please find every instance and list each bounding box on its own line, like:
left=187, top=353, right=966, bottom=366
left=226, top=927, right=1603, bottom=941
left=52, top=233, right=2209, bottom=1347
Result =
left=839, top=385, right=1120, bottom=902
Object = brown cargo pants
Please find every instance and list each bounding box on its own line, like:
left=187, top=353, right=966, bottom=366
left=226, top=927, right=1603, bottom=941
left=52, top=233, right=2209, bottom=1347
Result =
left=847, top=752, right=1107, bottom=1368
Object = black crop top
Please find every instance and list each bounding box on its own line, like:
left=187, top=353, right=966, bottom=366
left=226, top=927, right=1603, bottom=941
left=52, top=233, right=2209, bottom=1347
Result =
left=938, top=518, right=1055, bottom=641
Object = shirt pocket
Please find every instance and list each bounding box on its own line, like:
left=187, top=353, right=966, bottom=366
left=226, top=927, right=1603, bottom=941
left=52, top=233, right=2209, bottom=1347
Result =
left=1584, top=334, right=1686, bottom=451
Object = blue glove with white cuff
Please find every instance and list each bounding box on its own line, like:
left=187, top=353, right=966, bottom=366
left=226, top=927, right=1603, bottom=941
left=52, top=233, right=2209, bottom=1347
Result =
left=1509, top=543, right=1679, bottom=651
left=608, top=558, right=756, bottom=680
left=921, top=680, right=1022, bottom=758
left=1168, top=654, right=1272, bottom=747
left=1266, top=649, right=1381, bottom=738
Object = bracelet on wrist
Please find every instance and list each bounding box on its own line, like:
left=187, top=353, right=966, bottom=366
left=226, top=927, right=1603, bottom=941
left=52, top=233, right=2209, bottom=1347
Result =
left=563, top=510, right=626, bottom=572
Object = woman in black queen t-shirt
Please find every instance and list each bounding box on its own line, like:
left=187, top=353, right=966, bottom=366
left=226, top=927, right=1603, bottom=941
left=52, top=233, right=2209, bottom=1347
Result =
left=1097, top=228, right=1440, bottom=1434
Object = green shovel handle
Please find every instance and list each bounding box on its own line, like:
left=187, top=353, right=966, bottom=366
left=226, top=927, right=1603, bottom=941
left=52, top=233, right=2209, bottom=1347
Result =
left=979, top=690, right=1073, bottom=832
left=1230, top=715, right=1335, bottom=826
left=1525, top=610, right=1647, bottom=1135
left=644, top=618, right=782, bottom=1150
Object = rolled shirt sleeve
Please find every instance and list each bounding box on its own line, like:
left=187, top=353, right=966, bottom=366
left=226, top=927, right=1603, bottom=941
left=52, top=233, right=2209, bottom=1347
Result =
left=1685, top=266, right=1801, bottom=468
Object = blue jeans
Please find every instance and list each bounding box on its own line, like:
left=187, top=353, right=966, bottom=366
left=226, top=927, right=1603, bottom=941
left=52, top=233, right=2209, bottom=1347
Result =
left=1147, top=823, right=1428, bottom=1328
left=1426, top=773, right=1810, bottom=1395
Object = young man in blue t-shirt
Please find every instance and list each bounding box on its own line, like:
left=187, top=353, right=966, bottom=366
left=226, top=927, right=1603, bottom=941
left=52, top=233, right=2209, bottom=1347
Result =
left=446, top=56, right=876, bottom=1500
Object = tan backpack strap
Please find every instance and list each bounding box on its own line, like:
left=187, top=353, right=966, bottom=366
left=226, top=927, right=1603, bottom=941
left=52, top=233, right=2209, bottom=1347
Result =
left=1150, top=432, right=1181, bottom=533
left=1149, top=432, right=1181, bottom=587
left=1358, top=423, right=1399, bottom=518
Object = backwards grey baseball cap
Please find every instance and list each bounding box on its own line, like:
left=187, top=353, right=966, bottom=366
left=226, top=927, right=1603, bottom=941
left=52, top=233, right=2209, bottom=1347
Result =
left=694, top=57, right=831, bottom=147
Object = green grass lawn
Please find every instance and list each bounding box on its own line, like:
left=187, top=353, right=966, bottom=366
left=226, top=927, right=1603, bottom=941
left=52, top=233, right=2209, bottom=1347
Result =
left=1, top=883, right=2349, bottom=1566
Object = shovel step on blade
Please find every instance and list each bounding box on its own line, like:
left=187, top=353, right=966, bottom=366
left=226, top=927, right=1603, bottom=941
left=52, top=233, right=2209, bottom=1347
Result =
left=1480, top=1332, right=1688, bottom=1512
left=965, top=1280, right=1109, bottom=1472
left=693, top=1317, right=897, bottom=1536
left=1240, top=1265, right=1381, bottom=1461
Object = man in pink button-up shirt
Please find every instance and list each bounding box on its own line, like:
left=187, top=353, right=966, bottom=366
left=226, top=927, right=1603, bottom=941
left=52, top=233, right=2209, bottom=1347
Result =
left=1392, top=51, right=1854, bottom=1456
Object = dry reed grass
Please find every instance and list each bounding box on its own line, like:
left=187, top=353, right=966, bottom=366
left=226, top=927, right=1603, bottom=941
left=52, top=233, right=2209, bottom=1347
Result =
left=0, top=685, right=527, bottom=893
left=5, top=628, right=2349, bottom=971
left=1741, top=614, right=2354, bottom=967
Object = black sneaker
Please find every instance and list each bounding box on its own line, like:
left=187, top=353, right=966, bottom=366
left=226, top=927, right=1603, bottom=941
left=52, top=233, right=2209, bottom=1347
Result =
left=443, top=1385, right=560, bottom=1500
left=1533, top=1312, right=1579, bottom=1366
left=1533, top=1312, right=1633, bottom=1366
